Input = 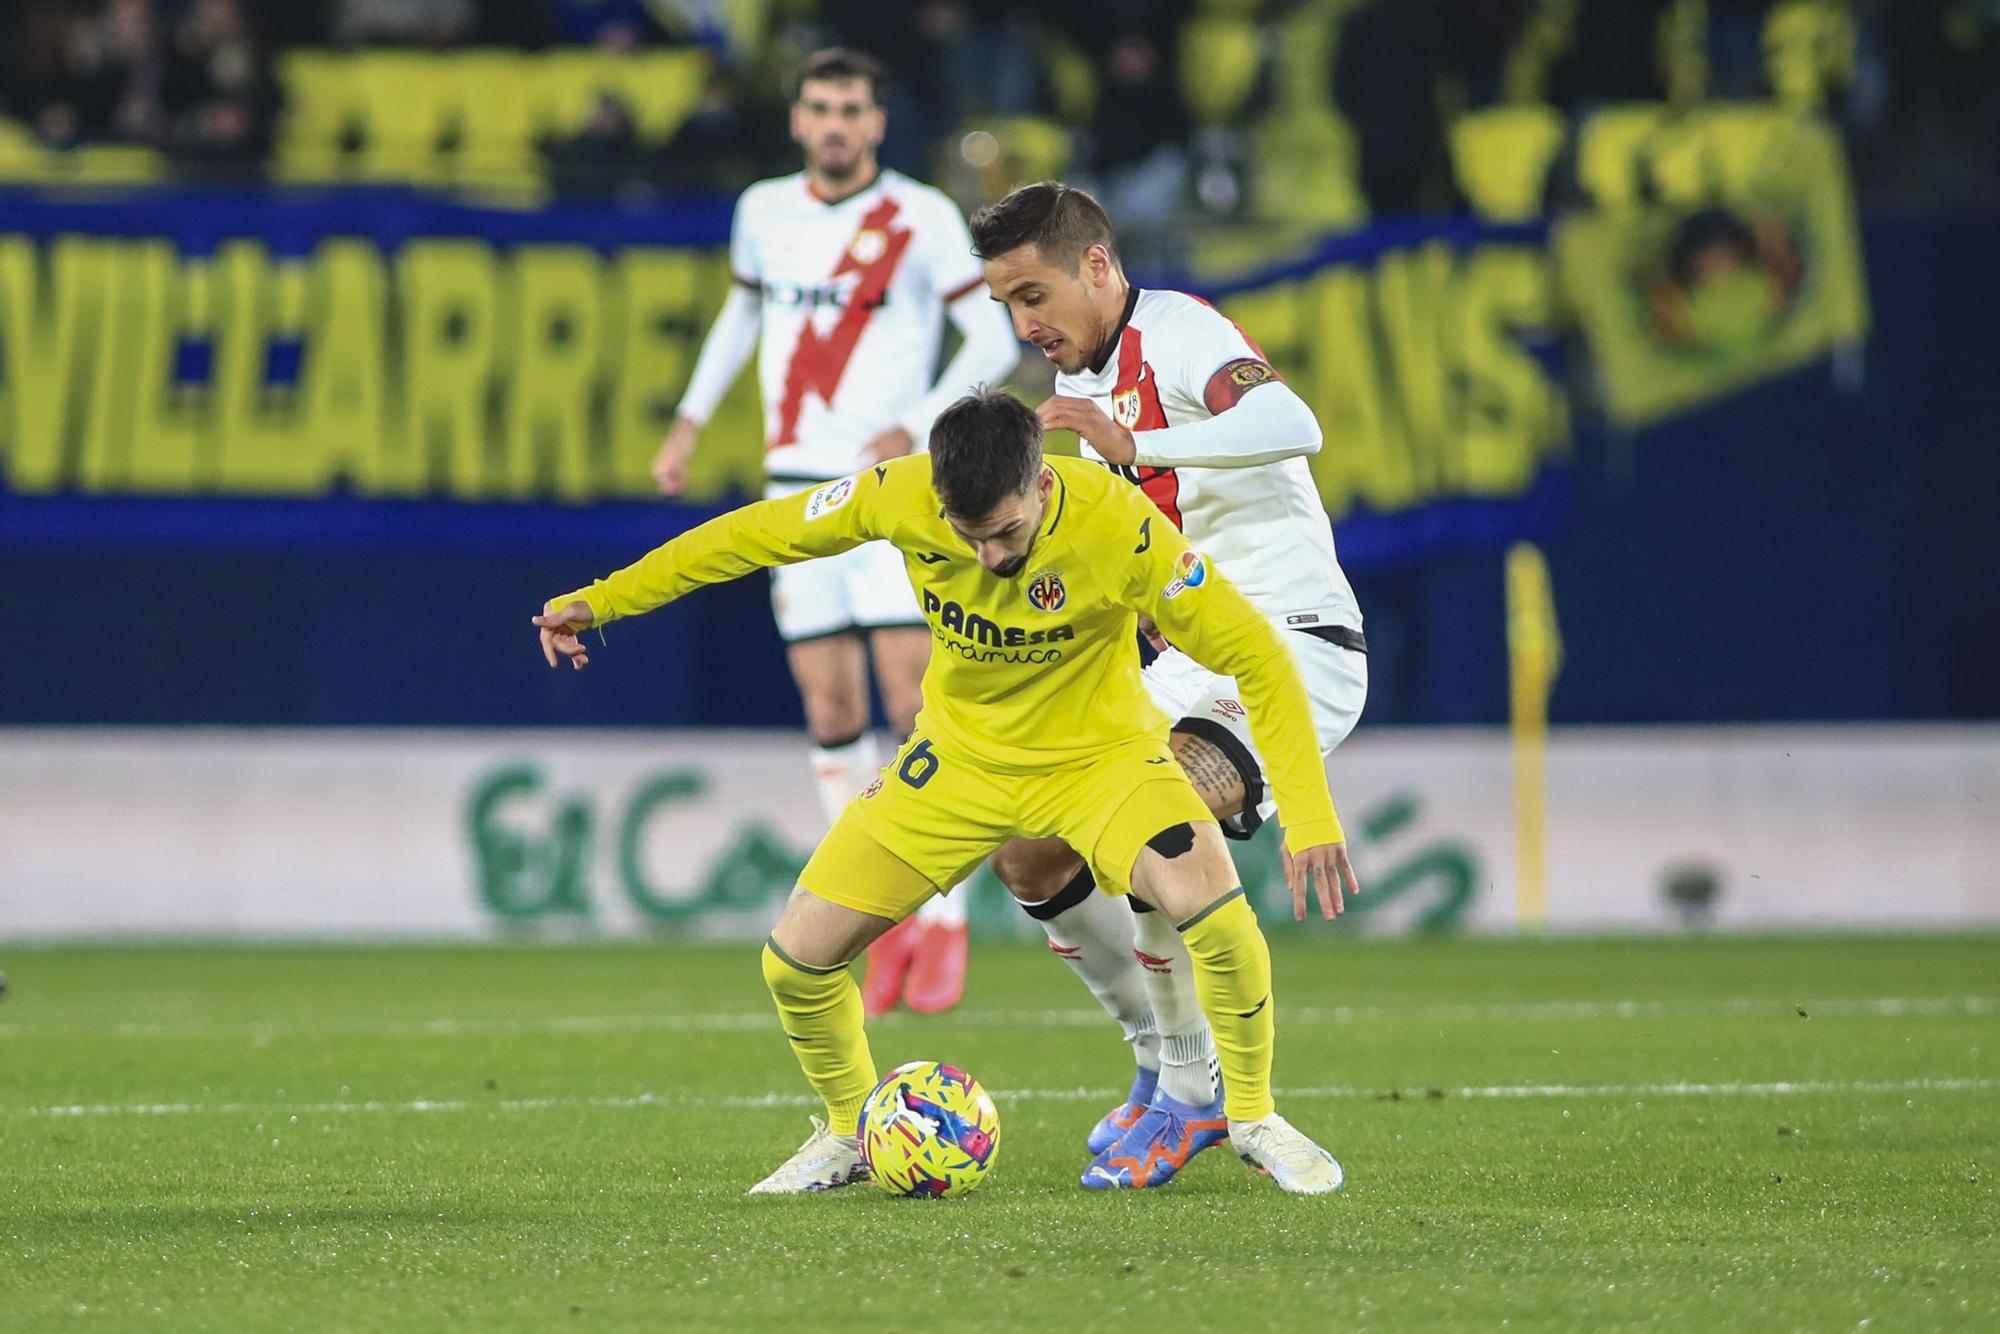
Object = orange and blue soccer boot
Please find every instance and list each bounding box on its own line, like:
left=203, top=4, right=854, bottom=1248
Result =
left=1081, top=1088, right=1229, bottom=1189
left=1085, top=1065, right=1157, bottom=1155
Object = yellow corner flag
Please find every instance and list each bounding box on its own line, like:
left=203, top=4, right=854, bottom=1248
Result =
left=1506, top=543, right=1563, bottom=929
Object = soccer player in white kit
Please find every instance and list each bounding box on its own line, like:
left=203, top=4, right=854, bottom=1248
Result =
left=972, top=182, right=1368, bottom=1189
left=652, top=49, right=1019, bottom=1014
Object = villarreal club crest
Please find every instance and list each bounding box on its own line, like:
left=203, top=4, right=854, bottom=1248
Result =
left=1026, top=570, right=1067, bottom=612
left=858, top=1061, right=1003, bottom=1198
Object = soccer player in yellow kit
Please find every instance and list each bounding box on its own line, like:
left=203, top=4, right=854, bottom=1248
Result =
left=532, top=391, right=1360, bottom=1195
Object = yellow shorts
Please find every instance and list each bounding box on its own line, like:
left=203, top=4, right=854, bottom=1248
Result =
left=796, top=731, right=1216, bottom=921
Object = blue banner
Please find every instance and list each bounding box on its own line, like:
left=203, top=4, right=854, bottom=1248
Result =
left=0, top=186, right=1565, bottom=571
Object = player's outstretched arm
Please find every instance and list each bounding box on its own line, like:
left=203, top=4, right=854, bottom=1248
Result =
left=1119, top=503, right=1360, bottom=919
left=533, top=467, right=902, bottom=661
left=531, top=600, right=596, bottom=671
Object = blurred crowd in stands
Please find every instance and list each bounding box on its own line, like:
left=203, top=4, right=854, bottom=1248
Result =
left=4, top=0, right=1996, bottom=220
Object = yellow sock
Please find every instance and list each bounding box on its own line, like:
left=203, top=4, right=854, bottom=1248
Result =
left=1176, top=890, right=1275, bottom=1123
left=761, top=940, right=877, bottom=1136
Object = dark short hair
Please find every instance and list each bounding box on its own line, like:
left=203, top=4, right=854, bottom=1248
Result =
left=789, top=47, right=884, bottom=104
left=928, top=390, right=1043, bottom=518
left=970, top=181, right=1119, bottom=271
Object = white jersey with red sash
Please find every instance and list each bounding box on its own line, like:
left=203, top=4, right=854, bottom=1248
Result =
left=1054, top=288, right=1361, bottom=627
left=729, top=169, right=985, bottom=482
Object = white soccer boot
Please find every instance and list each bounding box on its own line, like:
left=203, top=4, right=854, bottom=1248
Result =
left=1229, top=1112, right=1345, bottom=1195
left=746, top=1115, right=871, bottom=1195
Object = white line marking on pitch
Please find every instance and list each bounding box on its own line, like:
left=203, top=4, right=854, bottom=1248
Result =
left=9, top=1077, right=1996, bottom=1121
left=0, top=995, right=1990, bottom=1042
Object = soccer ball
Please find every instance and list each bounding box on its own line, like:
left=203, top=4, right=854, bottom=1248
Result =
left=858, top=1060, right=1001, bottom=1198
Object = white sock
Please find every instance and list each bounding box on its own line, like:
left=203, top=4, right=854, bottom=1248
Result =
left=810, top=733, right=881, bottom=825
left=1026, top=874, right=1159, bottom=1070
left=1132, top=904, right=1217, bottom=1104
left=916, top=889, right=966, bottom=927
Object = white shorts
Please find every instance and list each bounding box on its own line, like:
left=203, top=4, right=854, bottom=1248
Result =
left=765, top=479, right=923, bottom=642
left=1143, top=621, right=1368, bottom=837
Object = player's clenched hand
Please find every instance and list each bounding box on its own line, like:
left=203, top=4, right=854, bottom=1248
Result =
left=1284, top=841, right=1361, bottom=922
left=652, top=418, right=698, bottom=495
left=532, top=599, right=596, bottom=671
left=1036, top=395, right=1136, bottom=465
left=863, top=425, right=916, bottom=463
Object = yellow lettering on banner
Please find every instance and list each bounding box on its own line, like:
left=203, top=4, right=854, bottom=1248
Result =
left=1309, top=267, right=1414, bottom=518
left=301, top=240, right=401, bottom=494
left=214, top=242, right=316, bottom=493
left=1457, top=246, right=1560, bottom=496
left=0, top=236, right=103, bottom=493
left=399, top=240, right=502, bottom=499
left=1374, top=242, right=1456, bottom=498
left=605, top=249, right=692, bottom=496
left=125, top=244, right=205, bottom=493
left=502, top=246, right=604, bottom=502
left=76, top=241, right=153, bottom=492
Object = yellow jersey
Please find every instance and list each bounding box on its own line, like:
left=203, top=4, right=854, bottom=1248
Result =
left=555, top=454, right=1344, bottom=852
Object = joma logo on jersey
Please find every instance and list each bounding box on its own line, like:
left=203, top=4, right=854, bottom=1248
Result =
left=1026, top=571, right=1066, bottom=612
left=921, top=589, right=1075, bottom=646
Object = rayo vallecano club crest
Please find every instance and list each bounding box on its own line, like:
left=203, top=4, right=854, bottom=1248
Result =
left=1111, top=387, right=1142, bottom=429
left=1026, top=569, right=1067, bottom=611
left=849, top=229, right=889, bottom=265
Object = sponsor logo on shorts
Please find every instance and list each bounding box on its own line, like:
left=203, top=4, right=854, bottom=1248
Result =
left=1214, top=698, right=1246, bottom=721
left=1026, top=570, right=1067, bottom=612
left=1286, top=613, right=1320, bottom=626
left=804, top=476, right=856, bottom=520
left=1162, top=550, right=1208, bottom=600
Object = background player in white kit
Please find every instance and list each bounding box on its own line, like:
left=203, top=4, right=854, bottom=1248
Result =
left=971, top=182, right=1368, bottom=1188
left=652, top=49, right=1019, bottom=1014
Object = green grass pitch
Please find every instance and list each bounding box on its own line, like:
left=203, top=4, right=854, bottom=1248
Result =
left=3, top=935, right=1995, bottom=1331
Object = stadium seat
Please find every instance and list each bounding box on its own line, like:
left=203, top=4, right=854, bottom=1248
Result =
left=1575, top=103, right=1667, bottom=207
left=352, top=53, right=451, bottom=181
left=1697, top=104, right=1796, bottom=196
left=443, top=52, right=543, bottom=191
left=1449, top=105, right=1566, bottom=221
left=1179, top=15, right=1263, bottom=125
left=1251, top=108, right=1365, bottom=229
left=275, top=49, right=366, bottom=181
left=51, top=144, right=170, bottom=185
left=1764, top=0, right=1855, bottom=110
left=271, top=49, right=710, bottom=190
left=0, top=119, right=47, bottom=182
left=992, top=116, right=1072, bottom=187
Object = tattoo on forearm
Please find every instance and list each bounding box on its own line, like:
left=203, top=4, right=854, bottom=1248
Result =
left=1173, top=733, right=1246, bottom=818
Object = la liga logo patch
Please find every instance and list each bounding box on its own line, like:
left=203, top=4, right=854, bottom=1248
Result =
left=1026, top=570, right=1067, bottom=612
left=1162, top=550, right=1208, bottom=600
left=804, top=476, right=856, bottom=521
